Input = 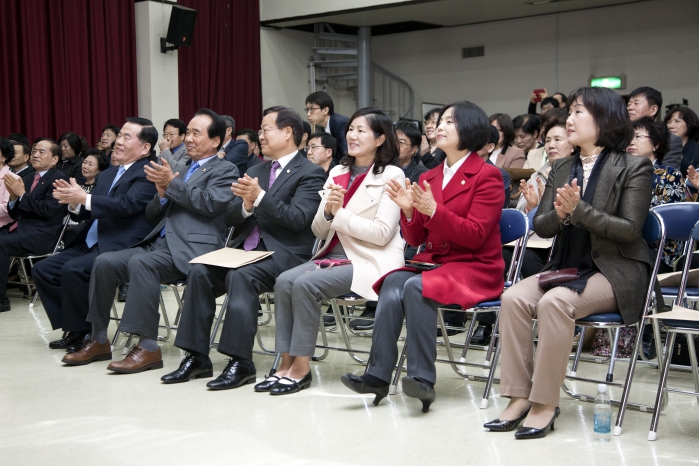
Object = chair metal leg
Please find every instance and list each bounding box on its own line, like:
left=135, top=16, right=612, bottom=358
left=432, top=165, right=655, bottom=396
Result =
left=606, top=328, right=622, bottom=383
left=312, top=311, right=331, bottom=361
left=569, top=327, right=587, bottom=377
left=29, top=288, right=40, bottom=308
left=648, top=332, right=677, bottom=441
left=390, top=342, right=408, bottom=395
left=18, top=258, right=32, bottom=298
left=122, top=333, right=134, bottom=355
left=210, top=296, right=228, bottom=348
left=614, top=322, right=647, bottom=435
left=483, top=312, right=500, bottom=365
left=457, top=314, right=479, bottom=362
left=157, top=291, right=172, bottom=341
left=481, top=342, right=501, bottom=409
left=685, top=334, right=699, bottom=404
left=172, top=286, right=185, bottom=326
left=329, top=299, right=367, bottom=364
left=268, top=353, right=281, bottom=376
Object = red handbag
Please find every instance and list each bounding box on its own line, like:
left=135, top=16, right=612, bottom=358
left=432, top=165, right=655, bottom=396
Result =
left=537, top=268, right=579, bottom=287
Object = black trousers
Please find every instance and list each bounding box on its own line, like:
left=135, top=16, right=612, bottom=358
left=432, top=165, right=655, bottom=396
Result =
left=0, top=232, right=33, bottom=299
left=32, top=243, right=100, bottom=332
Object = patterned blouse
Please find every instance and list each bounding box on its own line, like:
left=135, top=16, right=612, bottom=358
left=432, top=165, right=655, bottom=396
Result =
left=651, top=160, right=689, bottom=267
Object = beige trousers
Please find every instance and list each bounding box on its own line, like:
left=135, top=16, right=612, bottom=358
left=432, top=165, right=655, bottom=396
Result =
left=499, top=273, right=617, bottom=407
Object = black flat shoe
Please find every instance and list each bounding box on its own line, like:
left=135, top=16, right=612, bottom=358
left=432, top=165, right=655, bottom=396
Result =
left=514, top=407, right=561, bottom=439
left=269, top=372, right=312, bottom=395
left=254, top=374, right=280, bottom=392
left=401, top=376, right=436, bottom=413
left=484, top=406, right=531, bottom=432
left=470, top=324, right=493, bottom=346
left=161, top=354, right=213, bottom=384
left=206, top=360, right=256, bottom=390
left=49, top=331, right=88, bottom=350
left=66, top=332, right=92, bottom=354
left=341, top=373, right=389, bottom=406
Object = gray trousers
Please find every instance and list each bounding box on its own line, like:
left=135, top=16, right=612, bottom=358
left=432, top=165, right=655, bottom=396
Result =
left=274, top=262, right=353, bottom=356
left=366, top=271, right=440, bottom=385
left=86, top=236, right=185, bottom=340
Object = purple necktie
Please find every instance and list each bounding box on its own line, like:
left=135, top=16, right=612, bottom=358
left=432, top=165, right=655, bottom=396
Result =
left=243, top=161, right=281, bottom=251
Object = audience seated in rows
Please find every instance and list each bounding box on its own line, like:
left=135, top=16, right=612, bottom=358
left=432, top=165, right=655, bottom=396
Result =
left=305, top=91, right=348, bottom=163
left=158, top=118, right=189, bottom=172
left=305, top=131, right=337, bottom=176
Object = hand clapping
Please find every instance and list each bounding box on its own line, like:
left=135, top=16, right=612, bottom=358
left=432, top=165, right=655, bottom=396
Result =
left=324, top=183, right=346, bottom=217
left=232, top=174, right=262, bottom=212
left=144, top=158, right=179, bottom=198
left=4, top=175, right=25, bottom=200
left=554, top=178, right=580, bottom=219
left=386, top=178, right=414, bottom=217
left=52, top=178, right=88, bottom=207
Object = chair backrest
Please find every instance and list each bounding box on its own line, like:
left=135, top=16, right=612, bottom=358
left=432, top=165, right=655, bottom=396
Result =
left=651, top=203, right=699, bottom=241
left=673, top=218, right=699, bottom=305
left=51, top=215, right=73, bottom=255
left=642, top=210, right=666, bottom=314
left=500, top=209, right=530, bottom=283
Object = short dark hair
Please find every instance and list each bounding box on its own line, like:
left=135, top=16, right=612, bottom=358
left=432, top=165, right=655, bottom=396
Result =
left=423, top=108, right=441, bottom=122
left=83, top=148, right=110, bottom=171
left=58, top=132, right=83, bottom=157
left=305, top=91, right=335, bottom=115
left=664, top=107, right=699, bottom=142
left=542, top=108, right=568, bottom=139
left=163, top=118, right=186, bottom=136
left=236, top=128, right=259, bottom=148
left=487, top=125, right=500, bottom=146
left=101, top=124, right=120, bottom=148
left=263, top=106, right=304, bottom=147
left=8, top=133, right=28, bottom=146
left=125, top=117, right=158, bottom=157
left=10, top=141, right=30, bottom=157
left=302, top=121, right=312, bottom=137
left=0, top=137, right=15, bottom=164
left=567, top=87, right=634, bottom=151
left=438, top=101, right=490, bottom=152
left=395, top=121, right=421, bottom=149
left=193, top=108, right=226, bottom=150
left=629, top=87, right=663, bottom=118
left=35, top=138, right=61, bottom=159
left=308, top=131, right=337, bottom=159
left=512, top=114, right=541, bottom=137
left=221, top=115, right=236, bottom=134
left=343, top=107, right=398, bottom=175
left=632, top=117, right=670, bottom=162
left=489, top=113, right=515, bottom=148
left=553, top=92, right=567, bottom=104
left=541, top=96, right=558, bottom=109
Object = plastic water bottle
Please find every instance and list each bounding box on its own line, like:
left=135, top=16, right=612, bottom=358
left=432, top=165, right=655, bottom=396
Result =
left=594, top=383, right=611, bottom=442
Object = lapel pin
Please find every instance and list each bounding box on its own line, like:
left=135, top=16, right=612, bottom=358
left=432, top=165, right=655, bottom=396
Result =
left=461, top=180, right=465, bottom=185
left=287, top=169, right=290, bottom=173
left=202, top=169, right=207, bottom=172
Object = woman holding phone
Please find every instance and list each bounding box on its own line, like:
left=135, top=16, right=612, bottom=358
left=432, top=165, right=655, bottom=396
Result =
left=341, top=101, right=505, bottom=413
left=256, top=107, right=405, bottom=396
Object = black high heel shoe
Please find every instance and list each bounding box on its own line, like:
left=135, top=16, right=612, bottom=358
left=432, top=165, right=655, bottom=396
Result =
left=401, top=376, right=435, bottom=413
left=484, top=406, right=531, bottom=432
left=341, top=373, right=389, bottom=406
left=514, top=407, right=561, bottom=439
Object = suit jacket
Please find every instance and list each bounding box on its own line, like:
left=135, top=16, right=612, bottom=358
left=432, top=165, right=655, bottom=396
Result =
left=422, top=148, right=446, bottom=170
left=70, top=157, right=157, bottom=251
left=9, top=168, right=68, bottom=254
left=222, top=139, right=252, bottom=177
left=138, top=156, right=239, bottom=274
left=160, top=144, right=189, bottom=173
left=57, top=156, right=84, bottom=180
left=373, top=154, right=505, bottom=308
left=680, top=139, right=699, bottom=177
left=227, top=151, right=326, bottom=277
left=534, top=150, right=653, bottom=325
left=663, top=134, right=683, bottom=172
left=313, top=164, right=406, bottom=300
left=328, top=113, right=349, bottom=163
left=495, top=145, right=526, bottom=169
left=14, top=165, right=36, bottom=184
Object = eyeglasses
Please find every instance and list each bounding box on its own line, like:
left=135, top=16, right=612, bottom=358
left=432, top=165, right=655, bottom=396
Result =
left=307, top=144, right=324, bottom=152
left=163, top=132, right=179, bottom=138
left=398, top=141, right=412, bottom=147
left=632, top=134, right=652, bottom=141
left=315, top=260, right=335, bottom=270
left=304, top=107, right=321, bottom=114
left=258, top=128, right=276, bottom=137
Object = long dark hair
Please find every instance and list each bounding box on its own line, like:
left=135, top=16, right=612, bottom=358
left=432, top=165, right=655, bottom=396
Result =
left=342, top=107, right=397, bottom=175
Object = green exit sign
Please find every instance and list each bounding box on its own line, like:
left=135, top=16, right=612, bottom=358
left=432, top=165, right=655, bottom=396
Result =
left=589, top=75, right=626, bottom=90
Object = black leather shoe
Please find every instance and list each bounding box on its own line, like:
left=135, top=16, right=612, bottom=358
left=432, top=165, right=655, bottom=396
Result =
left=49, top=331, right=88, bottom=350
left=484, top=406, right=531, bottom=432
left=349, top=308, right=376, bottom=331
left=340, top=373, right=389, bottom=406
left=206, top=360, right=256, bottom=390
left=642, top=336, right=657, bottom=360
left=117, top=283, right=129, bottom=302
left=254, top=374, right=281, bottom=392
left=402, top=376, right=436, bottom=413
left=470, top=324, right=493, bottom=346
left=66, top=332, right=92, bottom=354
left=437, top=321, right=465, bottom=337
left=269, top=372, right=312, bottom=395
left=514, top=407, right=560, bottom=439
left=0, top=298, right=10, bottom=313
left=161, top=354, right=214, bottom=384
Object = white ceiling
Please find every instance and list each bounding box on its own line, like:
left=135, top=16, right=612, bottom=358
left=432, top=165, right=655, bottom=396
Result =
left=263, top=0, right=650, bottom=28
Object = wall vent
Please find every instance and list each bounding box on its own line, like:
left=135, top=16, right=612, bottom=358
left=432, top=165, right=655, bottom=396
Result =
left=462, top=46, right=484, bottom=59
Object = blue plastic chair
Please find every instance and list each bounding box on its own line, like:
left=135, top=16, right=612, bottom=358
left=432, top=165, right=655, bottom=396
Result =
left=648, top=218, right=699, bottom=441
left=563, top=210, right=665, bottom=436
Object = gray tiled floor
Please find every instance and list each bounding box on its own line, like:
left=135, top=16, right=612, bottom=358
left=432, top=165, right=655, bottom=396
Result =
left=1, top=291, right=698, bottom=465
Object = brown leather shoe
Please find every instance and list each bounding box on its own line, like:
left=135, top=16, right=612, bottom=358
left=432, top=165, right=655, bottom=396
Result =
left=107, top=345, right=163, bottom=374
left=62, top=339, right=112, bottom=365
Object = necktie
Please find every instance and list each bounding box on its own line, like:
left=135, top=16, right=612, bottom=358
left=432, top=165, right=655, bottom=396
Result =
left=160, top=161, right=200, bottom=237
left=86, top=166, right=125, bottom=248
left=9, top=173, right=41, bottom=232
left=243, top=161, right=281, bottom=251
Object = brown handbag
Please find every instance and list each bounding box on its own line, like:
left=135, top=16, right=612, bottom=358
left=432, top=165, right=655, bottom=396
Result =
left=537, top=268, right=579, bottom=287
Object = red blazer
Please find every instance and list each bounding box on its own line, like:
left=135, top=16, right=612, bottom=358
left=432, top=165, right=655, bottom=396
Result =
left=373, top=153, right=505, bottom=308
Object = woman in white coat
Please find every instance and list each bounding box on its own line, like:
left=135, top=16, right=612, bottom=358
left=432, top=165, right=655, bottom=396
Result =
left=254, top=107, right=406, bottom=395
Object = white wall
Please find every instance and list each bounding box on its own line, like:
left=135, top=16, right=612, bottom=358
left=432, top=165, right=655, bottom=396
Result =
left=259, top=0, right=699, bottom=122
left=260, top=0, right=404, bottom=22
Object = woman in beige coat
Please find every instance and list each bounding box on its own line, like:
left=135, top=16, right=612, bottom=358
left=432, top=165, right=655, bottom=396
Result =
left=254, top=107, right=405, bottom=396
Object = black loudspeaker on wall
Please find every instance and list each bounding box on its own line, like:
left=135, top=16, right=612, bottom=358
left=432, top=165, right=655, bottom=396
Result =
left=160, top=5, right=198, bottom=54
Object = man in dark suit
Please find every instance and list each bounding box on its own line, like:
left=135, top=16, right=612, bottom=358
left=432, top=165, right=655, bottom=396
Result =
left=161, top=106, right=325, bottom=388
left=218, top=115, right=252, bottom=176
left=0, top=139, right=68, bottom=312
left=33, top=117, right=158, bottom=352
left=305, top=91, right=349, bottom=164
left=9, top=141, right=35, bottom=183
left=158, top=118, right=189, bottom=172
left=63, top=108, right=239, bottom=372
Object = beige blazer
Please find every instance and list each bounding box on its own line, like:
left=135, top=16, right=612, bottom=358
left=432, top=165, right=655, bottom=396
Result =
left=495, top=146, right=526, bottom=169
left=312, top=164, right=406, bottom=300
left=523, top=146, right=547, bottom=170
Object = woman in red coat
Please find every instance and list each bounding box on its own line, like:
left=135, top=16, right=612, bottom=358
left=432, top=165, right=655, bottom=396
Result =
left=341, top=100, right=505, bottom=412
